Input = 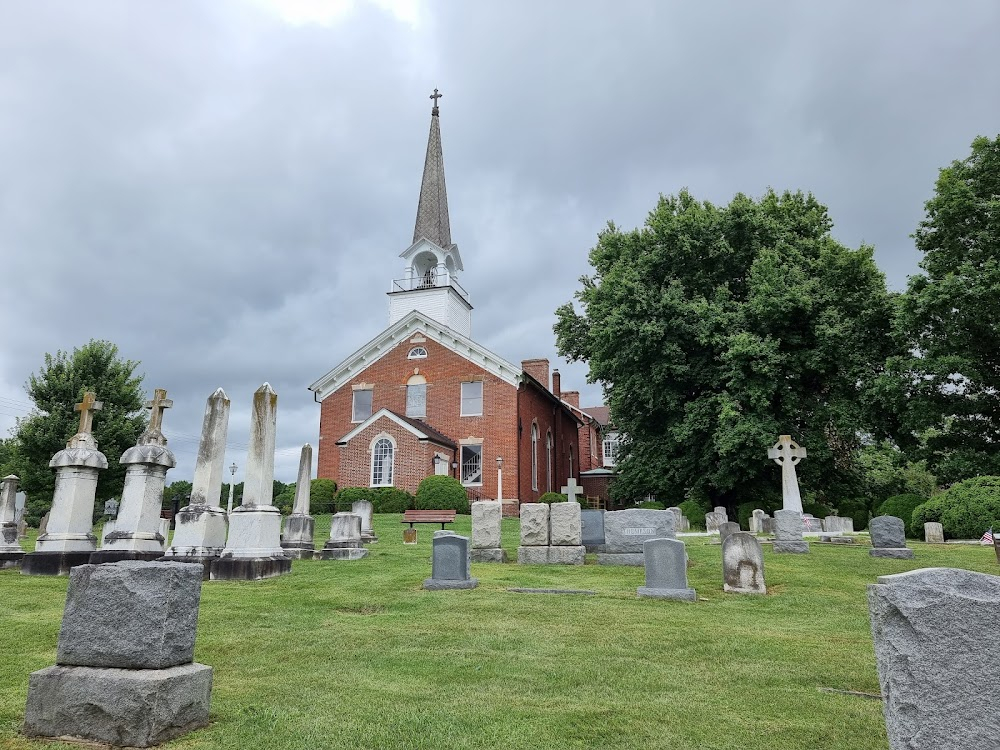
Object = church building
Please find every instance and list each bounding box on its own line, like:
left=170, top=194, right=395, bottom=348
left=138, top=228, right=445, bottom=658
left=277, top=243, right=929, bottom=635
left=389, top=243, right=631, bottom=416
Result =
left=308, top=92, right=602, bottom=515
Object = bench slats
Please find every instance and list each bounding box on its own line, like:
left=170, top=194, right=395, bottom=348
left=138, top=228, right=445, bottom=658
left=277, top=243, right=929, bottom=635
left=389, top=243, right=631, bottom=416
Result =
left=401, top=510, right=457, bottom=529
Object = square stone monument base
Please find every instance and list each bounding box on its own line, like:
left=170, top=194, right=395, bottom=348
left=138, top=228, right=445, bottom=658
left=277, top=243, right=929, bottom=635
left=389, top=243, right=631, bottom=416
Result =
left=20, top=551, right=95, bottom=577
left=870, top=548, right=915, bottom=559
left=279, top=543, right=315, bottom=560
left=637, top=586, right=697, bottom=601
left=471, top=548, right=508, bottom=563
left=773, top=541, right=810, bottom=554
left=0, top=551, right=25, bottom=569
left=548, top=546, right=585, bottom=565
left=423, top=577, right=479, bottom=590
left=23, top=663, right=212, bottom=748
left=210, top=555, right=291, bottom=580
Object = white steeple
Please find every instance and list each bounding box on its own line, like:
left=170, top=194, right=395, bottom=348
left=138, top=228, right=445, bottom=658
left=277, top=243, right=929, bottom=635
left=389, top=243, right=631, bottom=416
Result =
left=388, top=89, right=473, bottom=337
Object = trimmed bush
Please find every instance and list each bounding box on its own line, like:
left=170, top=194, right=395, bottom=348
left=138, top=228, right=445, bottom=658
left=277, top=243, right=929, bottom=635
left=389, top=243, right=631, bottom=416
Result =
left=637, top=500, right=665, bottom=509
left=335, top=487, right=375, bottom=512
left=678, top=499, right=706, bottom=531
left=834, top=498, right=871, bottom=530
left=538, top=492, right=568, bottom=503
left=373, top=487, right=414, bottom=514
left=802, top=501, right=832, bottom=520
left=310, top=479, right=337, bottom=514
left=877, top=494, right=926, bottom=538
left=415, top=475, right=470, bottom=514
left=911, top=476, right=1000, bottom=541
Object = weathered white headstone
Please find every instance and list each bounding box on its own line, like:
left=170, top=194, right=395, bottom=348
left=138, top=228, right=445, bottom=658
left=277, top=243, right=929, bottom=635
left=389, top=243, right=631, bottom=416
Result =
left=471, top=500, right=506, bottom=563
left=163, top=389, right=231, bottom=565
left=0, top=474, right=25, bottom=567
left=718, top=521, right=740, bottom=543
left=767, top=435, right=806, bottom=513
left=713, top=506, right=728, bottom=521
left=214, top=384, right=291, bottom=580
left=923, top=522, right=944, bottom=544
left=824, top=515, right=854, bottom=534
left=22, top=393, right=109, bottom=576
left=773, top=509, right=810, bottom=554
left=750, top=509, right=766, bottom=533
left=93, top=389, right=177, bottom=564
left=280, top=444, right=315, bottom=559
left=318, top=512, right=368, bottom=560
left=637, top=538, right=696, bottom=601
left=705, top=512, right=725, bottom=534
left=722, top=532, right=766, bottom=595
left=352, top=499, right=378, bottom=543
left=869, top=515, right=914, bottom=559
left=868, top=568, right=1000, bottom=750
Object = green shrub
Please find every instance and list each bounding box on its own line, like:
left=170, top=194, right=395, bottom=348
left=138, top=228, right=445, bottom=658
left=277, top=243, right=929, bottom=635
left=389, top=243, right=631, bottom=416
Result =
left=538, top=492, right=568, bottom=503
left=637, top=500, right=665, bottom=509
left=310, top=479, right=337, bottom=514
left=335, top=487, right=375, bottom=511
left=415, top=476, right=470, bottom=514
left=911, top=477, right=1000, bottom=540
left=678, top=499, right=706, bottom=531
left=833, top=498, right=871, bottom=530
left=274, top=487, right=295, bottom=515
left=877, top=494, right=926, bottom=537
left=802, top=501, right=832, bottom=520
left=373, top=487, right=414, bottom=513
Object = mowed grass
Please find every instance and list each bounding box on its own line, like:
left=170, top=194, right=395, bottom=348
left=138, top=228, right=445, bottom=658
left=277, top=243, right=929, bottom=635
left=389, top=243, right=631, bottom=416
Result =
left=1, top=516, right=997, bottom=750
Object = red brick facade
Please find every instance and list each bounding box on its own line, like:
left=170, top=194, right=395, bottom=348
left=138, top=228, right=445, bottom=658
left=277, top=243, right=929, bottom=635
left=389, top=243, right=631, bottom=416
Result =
left=316, top=336, right=581, bottom=513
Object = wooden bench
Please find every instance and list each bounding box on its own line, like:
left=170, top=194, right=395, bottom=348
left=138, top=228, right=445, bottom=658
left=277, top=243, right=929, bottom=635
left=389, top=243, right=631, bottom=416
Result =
left=401, top=510, right=457, bottom=529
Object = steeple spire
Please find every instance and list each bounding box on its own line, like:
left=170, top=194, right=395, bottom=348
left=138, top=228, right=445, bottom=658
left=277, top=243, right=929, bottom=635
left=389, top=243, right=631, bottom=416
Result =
left=412, top=88, right=452, bottom=248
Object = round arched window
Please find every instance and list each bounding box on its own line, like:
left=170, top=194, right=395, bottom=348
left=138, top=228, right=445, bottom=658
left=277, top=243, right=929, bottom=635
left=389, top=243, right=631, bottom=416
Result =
left=408, top=347, right=428, bottom=359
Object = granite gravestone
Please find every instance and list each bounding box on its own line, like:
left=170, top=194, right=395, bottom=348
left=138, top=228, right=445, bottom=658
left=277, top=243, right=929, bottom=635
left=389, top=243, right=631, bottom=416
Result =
left=581, top=508, right=605, bottom=552
left=869, top=515, right=914, bottom=559
left=718, top=521, right=740, bottom=543
left=722, top=532, right=766, bottom=595
left=773, top=509, right=810, bottom=554
left=868, top=568, right=1000, bottom=750
left=423, top=532, right=478, bottom=590
left=824, top=516, right=855, bottom=534
left=547, top=502, right=585, bottom=564
left=923, top=522, right=944, bottom=544
left=471, top=500, right=506, bottom=563
left=517, top=502, right=549, bottom=565
left=637, top=538, right=696, bottom=601
left=597, top=508, right=676, bottom=566
left=705, top=512, right=725, bottom=534
left=23, top=561, right=212, bottom=747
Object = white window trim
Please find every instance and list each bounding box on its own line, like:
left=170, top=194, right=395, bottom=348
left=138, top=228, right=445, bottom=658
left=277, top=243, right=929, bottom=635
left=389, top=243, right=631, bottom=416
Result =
left=531, top=423, right=538, bottom=491
left=370, top=433, right=395, bottom=487
left=460, top=380, right=483, bottom=417
left=546, top=430, right=552, bottom=493
left=408, top=347, right=428, bottom=359
left=352, top=388, right=373, bottom=423
left=460, top=442, right=483, bottom=486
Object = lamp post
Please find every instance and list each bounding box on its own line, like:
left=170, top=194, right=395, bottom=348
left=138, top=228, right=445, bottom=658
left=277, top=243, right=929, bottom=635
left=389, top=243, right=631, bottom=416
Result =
left=227, top=462, right=237, bottom=514
left=496, top=456, right=503, bottom=502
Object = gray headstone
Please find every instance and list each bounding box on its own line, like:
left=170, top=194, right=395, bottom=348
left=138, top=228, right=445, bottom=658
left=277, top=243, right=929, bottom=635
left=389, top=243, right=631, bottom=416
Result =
left=603, top=509, right=675, bottom=553
left=666, top=507, right=684, bottom=531
left=471, top=501, right=502, bottom=549
left=713, top=506, right=728, bottom=520
left=425, top=533, right=477, bottom=589
left=38, top=511, right=50, bottom=535
left=760, top=516, right=774, bottom=534
left=718, top=521, right=740, bottom=542
left=519, top=503, right=549, bottom=546
left=869, top=568, right=1000, bottom=749
left=57, top=561, right=203, bottom=669
left=549, top=502, right=582, bottom=546
left=924, top=522, right=944, bottom=544
left=870, top=515, right=907, bottom=549
left=824, top=515, right=854, bottom=534
left=773, top=509, right=804, bottom=541
left=705, top=512, right=725, bottom=533
left=722, top=532, right=766, bottom=595
left=750, top=509, right=766, bottom=533
left=581, top=509, right=605, bottom=547
left=637, top=538, right=695, bottom=601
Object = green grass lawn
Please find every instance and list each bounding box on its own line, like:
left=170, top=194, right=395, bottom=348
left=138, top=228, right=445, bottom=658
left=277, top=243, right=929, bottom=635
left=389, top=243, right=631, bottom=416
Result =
left=1, top=515, right=996, bottom=750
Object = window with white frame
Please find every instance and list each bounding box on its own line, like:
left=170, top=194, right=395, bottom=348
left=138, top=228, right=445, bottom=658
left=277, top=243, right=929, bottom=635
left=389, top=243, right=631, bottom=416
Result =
left=352, top=389, right=373, bottom=422
left=408, top=347, right=427, bottom=359
left=531, top=423, right=538, bottom=490
left=546, top=430, right=552, bottom=492
left=461, top=444, right=483, bottom=485
left=371, top=437, right=394, bottom=486
left=406, top=375, right=426, bottom=418
left=603, top=431, right=620, bottom=467
left=569, top=445, right=574, bottom=479
left=460, top=381, right=483, bottom=416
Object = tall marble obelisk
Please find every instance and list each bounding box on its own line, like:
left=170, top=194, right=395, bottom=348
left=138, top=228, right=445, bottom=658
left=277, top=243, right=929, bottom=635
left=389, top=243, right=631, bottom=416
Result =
left=92, top=389, right=177, bottom=563
left=280, top=444, right=315, bottom=559
left=162, top=389, right=230, bottom=573
left=22, top=393, right=109, bottom=576
left=214, top=383, right=291, bottom=580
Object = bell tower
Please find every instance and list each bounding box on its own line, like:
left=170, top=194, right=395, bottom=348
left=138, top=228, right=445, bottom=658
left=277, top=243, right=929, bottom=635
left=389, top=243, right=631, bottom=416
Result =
left=388, top=89, right=473, bottom=337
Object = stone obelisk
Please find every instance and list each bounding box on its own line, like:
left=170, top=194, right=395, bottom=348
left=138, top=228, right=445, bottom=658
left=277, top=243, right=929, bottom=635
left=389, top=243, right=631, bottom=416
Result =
left=162, top=389, right=231, bottom=572
left=92, top=389, right=177, bottom=563
left=0, top=474, right=25, bottom=568
left=22, top=392, right=109, bottom=576
left=214, top=383, right=291, bottom=580
left=280, top=444, right=315, bottom=559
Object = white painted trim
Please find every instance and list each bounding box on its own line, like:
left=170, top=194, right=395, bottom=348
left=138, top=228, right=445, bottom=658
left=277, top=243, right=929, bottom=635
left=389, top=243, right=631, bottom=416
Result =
left=309, top=310, right=522, bottom=401
left=337, top=408, right=431, bottom=445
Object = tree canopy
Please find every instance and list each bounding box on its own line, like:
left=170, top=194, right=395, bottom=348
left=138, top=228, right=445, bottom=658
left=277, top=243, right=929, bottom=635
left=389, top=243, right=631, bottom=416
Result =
left=555, top=189, right=897, bottom=508
left=12, top=340, right=146, bottom=517
left=891, top=135, right=1000, bottom=483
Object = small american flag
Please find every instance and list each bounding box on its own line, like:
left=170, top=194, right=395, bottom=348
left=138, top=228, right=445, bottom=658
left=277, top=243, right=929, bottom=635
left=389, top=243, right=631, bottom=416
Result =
left=980, top=527, right=994, bottom=545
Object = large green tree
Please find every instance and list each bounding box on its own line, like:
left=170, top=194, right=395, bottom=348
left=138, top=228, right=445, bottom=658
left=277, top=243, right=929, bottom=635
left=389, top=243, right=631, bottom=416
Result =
left=555, top=189, right=897, bottom=509
left=891, top=135, right=1000, bottom=483
left=12, top=340, right=146, bottom=518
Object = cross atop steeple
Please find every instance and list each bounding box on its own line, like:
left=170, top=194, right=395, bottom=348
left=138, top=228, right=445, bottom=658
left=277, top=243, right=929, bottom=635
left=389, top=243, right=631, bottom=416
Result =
left=430, top=88, right=442, bottom=114
left=74, top=392, right=103, bottom=436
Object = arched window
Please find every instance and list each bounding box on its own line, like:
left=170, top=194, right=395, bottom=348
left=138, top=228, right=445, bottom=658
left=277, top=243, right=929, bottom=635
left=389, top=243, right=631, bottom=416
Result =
left=408, top=347, right=427, bottom=359
left=546, top=430, right=552, bottom=493
left=371, top=437, right=394, bottom=487
left=569, top=445, right=574, bottom=480
left=531, top=423, right=538, bottom=491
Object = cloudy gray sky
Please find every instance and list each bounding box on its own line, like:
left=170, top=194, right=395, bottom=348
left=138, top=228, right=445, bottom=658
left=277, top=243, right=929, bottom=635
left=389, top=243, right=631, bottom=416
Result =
left=2, top=0, right=998, bottom=483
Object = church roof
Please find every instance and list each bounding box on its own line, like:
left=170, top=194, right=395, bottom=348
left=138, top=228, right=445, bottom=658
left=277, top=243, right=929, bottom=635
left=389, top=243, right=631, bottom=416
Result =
left=582, top=405, right=611, bottom=426
left=308, top=310, right=523, bottom=401
left=412, top=90, right=452, bottom=248
left=335, top=408, right=457, bottom=448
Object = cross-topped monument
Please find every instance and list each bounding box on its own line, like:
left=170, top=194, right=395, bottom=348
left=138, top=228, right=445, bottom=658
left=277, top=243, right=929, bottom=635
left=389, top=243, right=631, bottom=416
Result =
left=140, top=388, right=173, bottom=444
left=430, top=87, right=442, bottom=112
left=561, top=478, right=584, bottom=504
left=74, top=392, right=103, bottom=436
left=767, top=435, right=807, bottom=513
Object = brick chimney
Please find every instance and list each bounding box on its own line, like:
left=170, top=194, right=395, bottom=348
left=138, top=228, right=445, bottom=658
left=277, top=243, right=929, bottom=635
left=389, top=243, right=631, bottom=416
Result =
left=562, top=390, right=580, bottom=408
left=552, top=369, right=561, bottom=399
left=521, top=359, right=550, bottom=390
